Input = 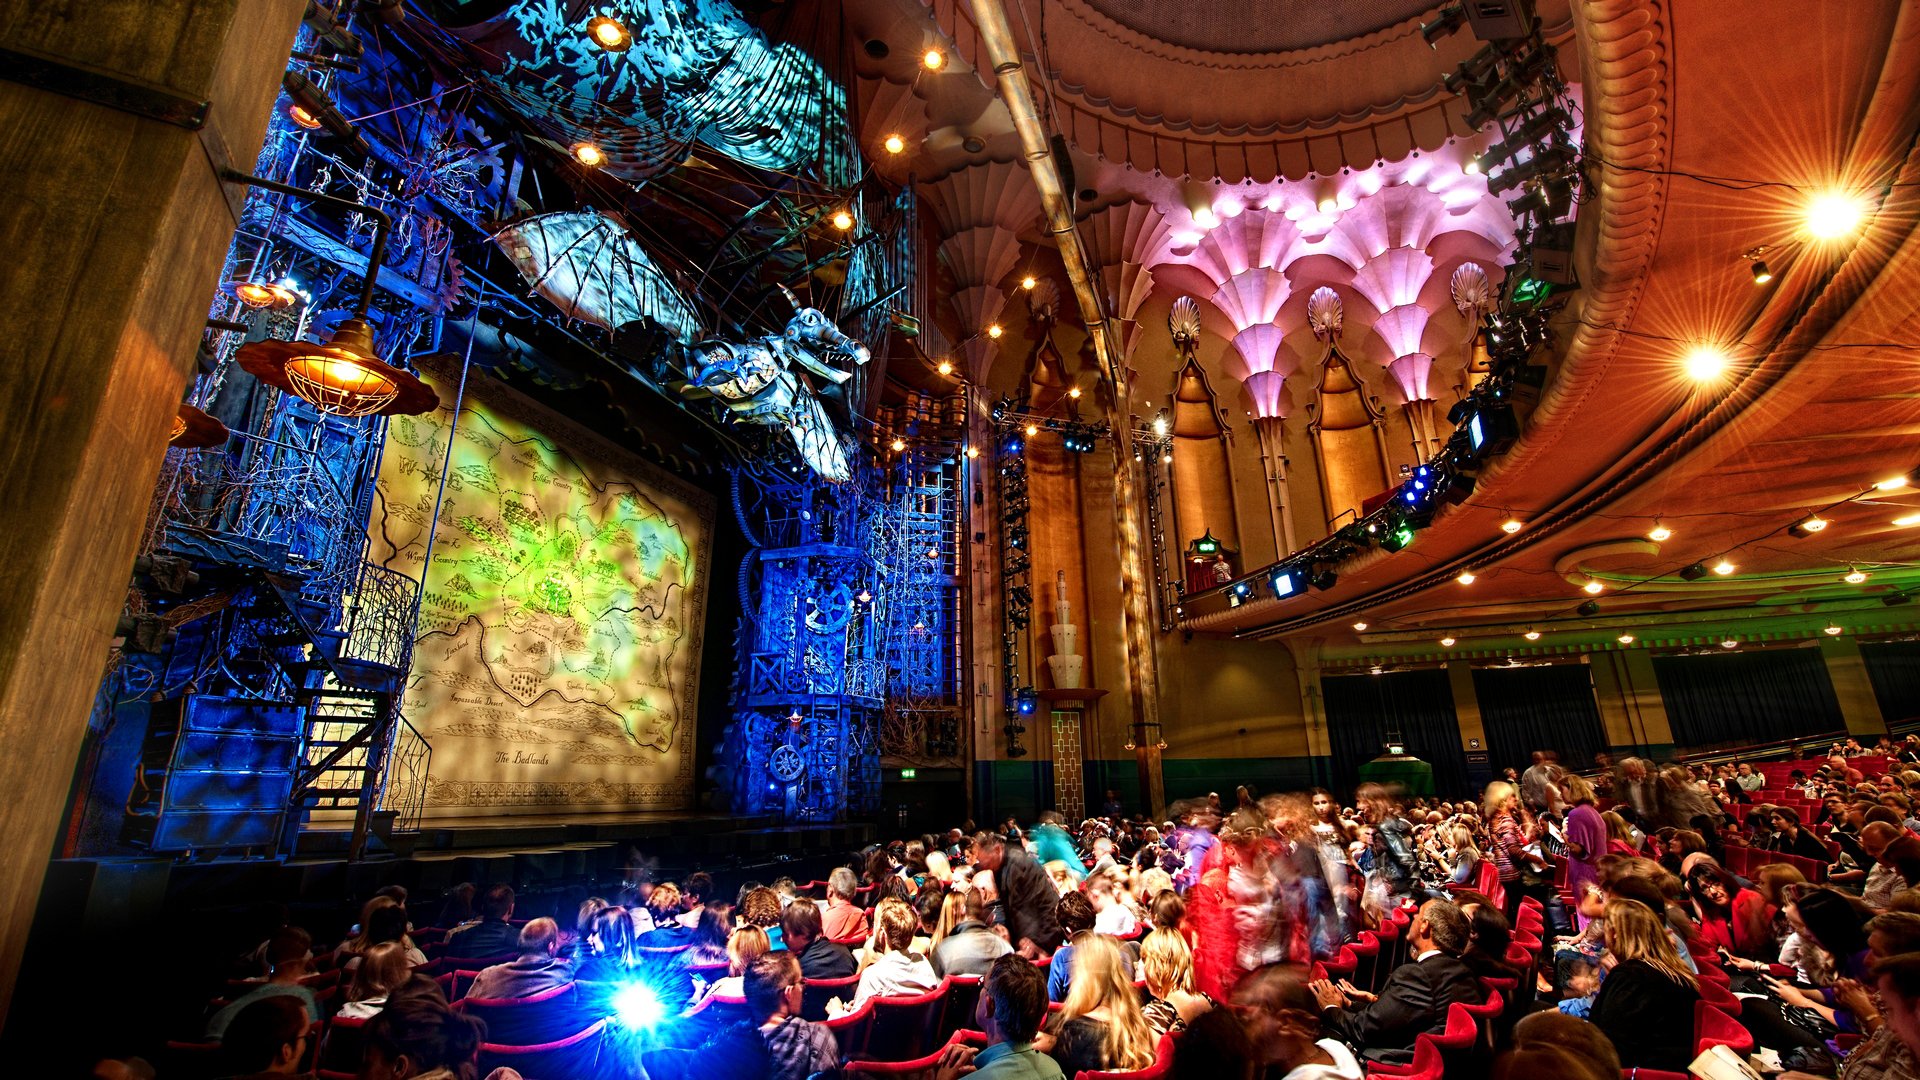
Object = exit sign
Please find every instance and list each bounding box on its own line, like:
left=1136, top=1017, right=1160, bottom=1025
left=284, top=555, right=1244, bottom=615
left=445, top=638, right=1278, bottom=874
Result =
left=900, top=768, right=917, bottom=780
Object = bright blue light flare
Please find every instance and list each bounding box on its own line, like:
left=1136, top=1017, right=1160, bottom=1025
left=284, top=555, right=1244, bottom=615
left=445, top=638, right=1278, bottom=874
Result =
left=613, top=981, right=666, bottom=1030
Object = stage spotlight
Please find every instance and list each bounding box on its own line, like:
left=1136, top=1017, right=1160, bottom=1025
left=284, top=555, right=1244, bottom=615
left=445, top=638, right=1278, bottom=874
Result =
left=1502, top=518, right=1524, bottom=534
left=890, top=438, right=906, bottom=451
left=1021, top=275, right=1037, bottom=290
left=831, top=208, right=855, bottom=231
left=1617, top=633, right=1635, bottom=645
left=1583, top=579, right=1605, bottom=595
left=1787, top=514, right=1829, bottom=538
left=1577, top=600, right=1600, bottom=616
left=1440, top=636, right=1457, bottom=647
left=883, top=133, right=906, bottom=154
left=937, top=359, right=954, bottom=376
left=1269, top=567, right=1306, bottom=599
left=571, top=142, right=606, bottom=167
left=1311, top=569, right=1339, bottom=591
left=1353, top=621, right=1369, bottom=632
left=613, top=982, right=664, bottom=1030
left=1751, top=260, right=1774, bottom=285
left=1825, top=624, right=1844, bottom=636
left=587, top=16, right=632, bottom=51
left=1679, top=563, right=1709, bottom=581
left=1524, top=628, right=1541, bottom=641
left=1647, top=521, right=1672, bottom=542
left=1713, top=559, right=1736, bottom=576
left=1805, top=190, right=1867, bottom=240
left=1024, top=423, right=1038, bottom=437
left=1457, top=571, right=1477, bottom=585
left=1845, top=567, right=1868, bottom=584
left=1015, top=688, right=1038, bottom=716
left=922, top=48, right=945, bottom=70
left=1420, top=4, right=1466, bottom=45
left=1682, top=345, right=1730, bottom=382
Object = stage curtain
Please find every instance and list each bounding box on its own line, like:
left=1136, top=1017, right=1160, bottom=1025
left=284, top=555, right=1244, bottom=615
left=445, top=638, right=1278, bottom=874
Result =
left=1324, top=669, right=1468, bottom=798
left=1651, top=648, right=1844, bottom=749
left=1472, top=664, right=1609, bottom=774
left=1862, top=641, right=1920, bottom=725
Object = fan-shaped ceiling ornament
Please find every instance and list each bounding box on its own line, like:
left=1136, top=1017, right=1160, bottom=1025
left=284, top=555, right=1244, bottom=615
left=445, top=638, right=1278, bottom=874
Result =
left=1307, top=286, right=1344, bottom=341
left=1168, top=295, right=1203, bottom=349
left=492, top=211, right=703, bottom=341
left=1451, top=262, right=1493, bottom=327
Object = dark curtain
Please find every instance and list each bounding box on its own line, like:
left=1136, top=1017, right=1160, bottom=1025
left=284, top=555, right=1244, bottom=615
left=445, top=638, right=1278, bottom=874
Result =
left=1324, top=669, right=1469, bottom=798
left=1473, top=664, right=1609, bottom=776
left=1863, top=642, right=1920, bottom=725
left=1651, top=648, right=1844, bottom=749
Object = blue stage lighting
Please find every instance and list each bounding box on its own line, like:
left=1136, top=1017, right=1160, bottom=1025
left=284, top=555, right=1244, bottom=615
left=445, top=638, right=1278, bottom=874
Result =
left=613, top=981, right=665, bottom=1030
left=1015, top=688, right=1038, bottom=716
left=1269, top=567, right=1305, bottom=599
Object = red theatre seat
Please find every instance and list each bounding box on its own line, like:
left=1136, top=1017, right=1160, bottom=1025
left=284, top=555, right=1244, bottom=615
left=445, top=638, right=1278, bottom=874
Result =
left=865, top=980, right=951, bottom=1062
left=803, top=974, right=862, bottom=1021
left=1075, top=1031, right=1177, bottom=1079
left=1694, top=999, right=1755, bottom=1058
left=1364, top=1037, right=1443, bottom=1080
left=453, top=980, right=580, bottom=1045
left=476, top=1017, right=610, bottom=1079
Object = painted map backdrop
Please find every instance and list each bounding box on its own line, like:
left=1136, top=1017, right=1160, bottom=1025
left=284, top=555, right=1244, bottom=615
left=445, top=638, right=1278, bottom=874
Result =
left=369, top=361, right=712, bottom=819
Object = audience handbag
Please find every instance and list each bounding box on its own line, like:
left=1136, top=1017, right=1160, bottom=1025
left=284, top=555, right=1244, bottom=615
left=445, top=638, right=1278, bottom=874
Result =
left=1684, top=1044, right=1764, bottom=1080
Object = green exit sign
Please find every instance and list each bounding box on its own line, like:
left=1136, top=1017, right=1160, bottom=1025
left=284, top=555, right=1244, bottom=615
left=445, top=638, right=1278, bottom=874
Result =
left=899, top=768, right=917, bottom=780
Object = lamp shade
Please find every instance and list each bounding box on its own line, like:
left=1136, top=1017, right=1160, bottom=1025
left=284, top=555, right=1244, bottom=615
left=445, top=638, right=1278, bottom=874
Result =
left=168, top=403, right=229, bottom=448
left=237, top=317, right=438, bottom=417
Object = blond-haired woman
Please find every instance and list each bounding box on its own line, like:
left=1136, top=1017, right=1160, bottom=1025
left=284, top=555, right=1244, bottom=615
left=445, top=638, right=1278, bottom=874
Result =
left=1052, top=931, right=1157, bottom=1072
left=1588, top=898, right=1702, bottom=1073
left=1485, top=780, right=1543, bottom=922
left=1137, top=928, right=1214, bottom=1035
left=700, top=924, right=769, bottom=1001
left=337, top=941, right=413, bottom=1019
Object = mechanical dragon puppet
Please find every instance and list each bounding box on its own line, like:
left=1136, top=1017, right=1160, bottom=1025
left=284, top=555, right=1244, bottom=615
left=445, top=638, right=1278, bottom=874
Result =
left=493, top=212, right=870, bottom=482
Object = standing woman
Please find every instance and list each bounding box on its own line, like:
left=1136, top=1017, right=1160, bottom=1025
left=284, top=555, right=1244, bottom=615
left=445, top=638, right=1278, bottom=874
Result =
left=1601, top=811, right=1641, bottom=858
left=1356, top=783, right=1417, bottom=918
left=1563, top=775, right=1607, bottom=925
left=1310, top=789, right=1356, bottom=942
left=1484, top=780, right=1544, bottom=923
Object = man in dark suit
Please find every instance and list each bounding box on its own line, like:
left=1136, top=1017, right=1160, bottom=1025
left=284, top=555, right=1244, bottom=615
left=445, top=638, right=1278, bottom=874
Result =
left=1308, top=899, right=1484, bottom=1065
left=972, top=831, right=1064, bottom=957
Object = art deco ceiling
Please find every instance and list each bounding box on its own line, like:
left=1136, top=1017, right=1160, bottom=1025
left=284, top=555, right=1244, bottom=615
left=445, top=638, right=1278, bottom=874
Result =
left=1078, top=0, right=1439, bottom=55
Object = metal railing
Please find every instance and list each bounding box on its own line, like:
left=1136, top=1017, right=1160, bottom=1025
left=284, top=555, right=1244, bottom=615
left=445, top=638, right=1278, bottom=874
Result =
left=379, top=715, right=432, bottom=834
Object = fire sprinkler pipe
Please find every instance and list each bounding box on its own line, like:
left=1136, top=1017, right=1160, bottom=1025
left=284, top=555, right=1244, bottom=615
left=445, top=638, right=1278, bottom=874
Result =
left=966, top=0, right=1165, bottom=813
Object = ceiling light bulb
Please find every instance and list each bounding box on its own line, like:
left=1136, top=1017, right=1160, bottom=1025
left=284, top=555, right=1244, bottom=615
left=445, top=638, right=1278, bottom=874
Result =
left=1162, top=453, right=1172, bottom=464
left=890, top=438, right=906, bottom=451
left=1457, top=571, right=1476, bottom=585
left=587, top=16, right=632, bottom=51
left=1193, top=207, right=1219, bottom=228
left=1524, top=629, right=1541, bottom=641
left=1876, top=475, right=1910, bottom=491
left=1464, top=155, right=1484, bottom=176
left=1317, top=196, right=1339, bottom=214
left=1682, top=344, right=1730, bottom=382
left=1824, top=624, right=1844, bottom=636
left=936, top=359, right=953, bottom=376
left=1583, top=580, right=1605, bottom=595
left=1501, top=519, right=1524, bottom=534
left=571, top=142, right=607, bottom=168
left=922, top=48, right=945, bottom=70
left=1617, top=633, right=1636, bottom=645
left=1024, top=423, right=1038, bottom=437
left=830, top=208, right=855, bottom=230
left=1721, top=637, right=1739, bottom=649
left=287, top=103, right=322, bottom=129
left=883, top=133, right=906, bottom=155
left=1439, top=636, right=1456, bottom=647
left=1648, top=522, right=1672, bottom=542
left=1020, top=275, right=1037, bottom=290
left=1845, top=568, right=1868, bottom=584
left=986, top=324, right=1004, bottom=339
left=1750, top=260, right=1774, bottom=285
left=1353, top=621, right=1369, bottom=632
left=1805, top=190, right=1866, bottom=240
left=1799, top=514, right=1830, bottom=533
left=1713, top=559, right=1736, bottom=575
left=1068, top=387, right=1082, bottom=399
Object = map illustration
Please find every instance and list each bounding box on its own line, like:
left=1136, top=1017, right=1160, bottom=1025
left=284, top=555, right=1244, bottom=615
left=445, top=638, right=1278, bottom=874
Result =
left=369, top=361, right=712, bottom=818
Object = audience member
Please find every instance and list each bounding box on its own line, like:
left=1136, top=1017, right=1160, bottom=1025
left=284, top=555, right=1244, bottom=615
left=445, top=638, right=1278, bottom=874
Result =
left=931, top=888, right=1013, bottom=976
left=358, top=997, right=486, bottom=1080
left=443, top=884, right=517, bottom=957
left=1138, top=928, right=1214, bottom=1035
left=973, top=830, right=1065, bottom=956
left=204, top=927, right=319, bottom=1040
left=1235, top=964, right=1363, bottom=1080
left=746, top=951, right=839, bottom=1080
left=1588, top=897, right=1702, bottom=1072
left=821, top=867, right=870, bottom=940
left=1051, top=932, right=1156, bottom=1072
left=337, top=941, right=413, bottom=1020
left=782, top=897, right=856, bottom=979
left=466, top=917, right=571, bottom=1000
left=216, top=996, right=311, bottom=1079
left=932, top=953, right=1063, bottom=1080
left=1309, top=899, right=1483, bottom=1065
left=845, top=896, right=938, bottom=1010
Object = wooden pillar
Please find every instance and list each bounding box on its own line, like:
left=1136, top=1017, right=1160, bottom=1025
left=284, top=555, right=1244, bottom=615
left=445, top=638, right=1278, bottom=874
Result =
left=1591, top=650, right=1676, bottom=754
left=1286, top=637, right=1332, bottom=787
left=1821, top=636, right=1889, bottom=737
left=0, top=0, right=305, bottom=1016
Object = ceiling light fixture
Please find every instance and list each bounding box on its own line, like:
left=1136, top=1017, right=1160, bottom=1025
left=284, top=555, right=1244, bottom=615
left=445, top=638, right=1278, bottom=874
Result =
left=1192, top=206, right=1220, bottom=229
left=227, top=279, right=297, bottom=309
left=890, top=438, right=906, bottom=451
left=936, top=359, right=953, bottom=376
left=1805, top=190, right=1867, bottom=240
left=1583, top=580, right=1605, bottom=595
left=1067, top=387, right=1082, bottom=399
left=1020, top=275, right=1037, bottom=290
left=986, top=324, right=1004, bottom=339
left=586, top=15, right=632, bottom=51
left=1353, top=621, right=1369, bottom=632
left=570, top=142, right=606, bottom=168
left=1824, top=624, right=1844, bottom=636
left=1845, top=567, right=1869, bottom=584
left=1682, top=344, right=1731, bottom=382
left=169, top=403, right=229, bottom=449
left=922, top=48, right=945, bottom=70
left=1721, top=637, right=1739, bottom=649
left=1788, top=514, right=1830, bottom=537
left=883, top=133, right=906, bottom=155
left=1501, top=519, right=1524, bottom=534
left=1440, top=636, right=1456, bottom=647
left=1024, top=423, right=1038, bottom=437
left=1894, top=513, right=1920, bottom=527
left=1877, top=474, right=1911, bottom=491
left=1750, top=260, right=1774, bottom=284
left=1617, top=633, right=1636, bottom=645
left=830, top=208, right=855, bottom=230
left=1457, top=571, right=1476, bottom=585
left=964, top=446, right=979, bottom=459
left=1713, top=559, right=1737, bottom=575
left=1648, top=521, right=1673, bottom=542
left=1524, top=629, right=1541, bottom=641
left=287, top=103, right=323, bottom=129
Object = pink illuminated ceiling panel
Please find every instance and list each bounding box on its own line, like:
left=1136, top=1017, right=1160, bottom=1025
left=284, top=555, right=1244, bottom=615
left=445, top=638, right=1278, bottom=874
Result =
left=1242, top=369, right=1290, bottom=419
left=1231, top=324, right=1288, bottom=380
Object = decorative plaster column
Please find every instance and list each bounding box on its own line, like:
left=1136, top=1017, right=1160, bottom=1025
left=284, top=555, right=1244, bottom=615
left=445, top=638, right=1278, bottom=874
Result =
left=1821, top=636, right=1890, bottom=737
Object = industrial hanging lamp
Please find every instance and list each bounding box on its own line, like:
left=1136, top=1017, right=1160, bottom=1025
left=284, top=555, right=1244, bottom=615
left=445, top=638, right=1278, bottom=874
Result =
left=224, top=169, right=437, bottom=418
left=168, top=403, right=229, bottom=448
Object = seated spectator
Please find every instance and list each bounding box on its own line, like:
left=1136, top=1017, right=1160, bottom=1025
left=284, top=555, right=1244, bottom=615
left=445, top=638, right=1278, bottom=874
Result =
left=216, top=996, right=311, bottom=1079
left=204, top=927, right=320, bottom=1040
left=1768, top=807, right=1832, bottom=861
left=739, top=886, right=785, bottom=950
left=436, top=883, right=477, bottom=931
left=1459, top=901, right=1521, bottom=981
left=703, top=925, right=770, bottom=1000
left=678, top=872, right=712, bottom=928
left=575, top=905, right=637, bottom=984
left=342, top=900, right=426, bottom=972
left=1601, top=811, right=1641, bottom=858
left=678, top=906, right=733, bottom=969
left=466, top=917, right=572, bottom=1000
left=1869, top=951, right=1920, bottom=1071
left=1308, top=899, right=1483, bottom=1065
left=1046, top=891, right=1104, bottom=1002
left=820, top=867, right=869, bottom=940
left=931, top=888, right=1012, bottom=977
left=844, top=896, right=938, bottom=1010
left=1588, top=897, right=1702, bottom=1072
left=1866, top=821, right=1920, bottom=907
left=1234, top=964, right=1363, bottom=1080
left=1138, top=928, right=1214, bottom=1035
left=1684, top=861, right=1771, bottom=958
left=1050, top=932, right=1157, bottom=1073
left=932, top=953, right=1064, bottom=1079
left=746, top=952, right=838, bottom=1080
left=1736, top=762, right=1766, bottom=793
left=1150, top=890, right=1184, bottom=933
left=337, top=941, right=414, bottom=1020
left=359, top=997, right=485, bottom=1080
left=443, top=883, right=517, bottom=958
left=781, top=897, right=856, bottom=980
left=912, top=888, right=944, bottom=954
left=1089, top=876, right=1138, bottom=937
left=1493, top=1010, right=1621, bottom=1080
left=636, top=882, right=690, bottom=947
left=929, top=891, right=968, bottom=952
